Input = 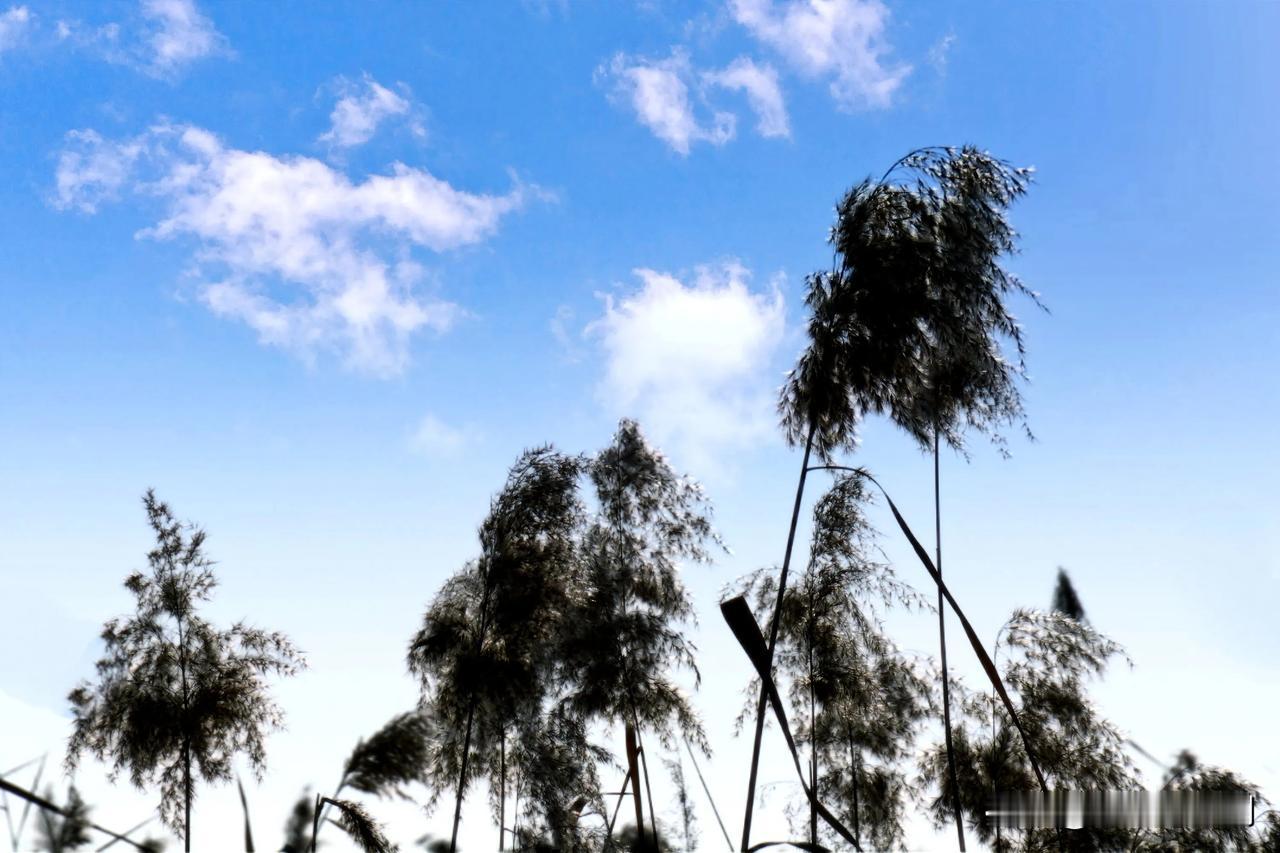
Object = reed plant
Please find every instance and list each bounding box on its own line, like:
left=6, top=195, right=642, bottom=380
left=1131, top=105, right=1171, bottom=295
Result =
left=65, top=490, right=304, bottom=852
left=745, top=146, right=1040, bottom=851
left=407, top=447, right=589, bottom=852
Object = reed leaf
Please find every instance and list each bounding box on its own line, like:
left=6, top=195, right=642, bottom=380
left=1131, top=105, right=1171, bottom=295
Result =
left=815, top=465, right=1049, bottom=791
left=719, top=596, right=860, bottom=851
left=734, top=473, right=932, bottom=851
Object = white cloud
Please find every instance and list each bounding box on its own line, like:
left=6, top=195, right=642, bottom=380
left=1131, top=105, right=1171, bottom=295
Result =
left=53, top=19, right=124, bottom=54
left=138, top=0, right=227, bottom=76
left=520, top=0, right=570, bottom=18
left=0, top=1, right=225, bottom=74
left=320, top=74, right=420, bottom=149
left=929, top=32, right=956, bottom=76
left=53, top=129, right=147, bottom=213
left=410, top=413, right=468, bottom=457
left=587, top=262, right=786, bottom=472
left=550, top=304, right=584, bottom=361
left=55, top=122, right=531, bottom=375
left=728, top=0, right=910, bottom=110
left=600, top=50, right=736, bottom=155
left=704, top=56, right=790, bottom=138
left=0, top=5, right=31, bottom=52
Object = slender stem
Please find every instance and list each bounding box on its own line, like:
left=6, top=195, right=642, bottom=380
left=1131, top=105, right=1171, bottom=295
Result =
left=499, top=732, right=506, bottom=852
left=451, top=701, right=478, bottom=853
left=1127, top=739, right=1172, bottom=775
left=636, top=726, right=659, bottom=849
left=310, top=794, right=320, bottom=853
left=310, top=775, right=347, bottom=850
left=846, top=731, right=860, bottom=848
left=619, top=625, right=647, bottom=848
left=992, top=633, right=1001, bottom=847
left=12, top=753, right=46, bottom=850
left=182, top=741, right=191, bottom=853
left=805, top=462, right=1049, bottom=793
left=237, top=776, right=255, bottom=852
left=177, top=613, right=192, bottom=853
left=610, top=488, right=653, bottom=851
left=512, top=772, right=522, bottom=850
left=451, top=566, right=496, bottom=853
left=0, top=779, right=151, bottom=853
left=625, top=723, right=646, bottom=848
left=2, top=756, right=42, bottom=852
left=742, top=423, right=816, bottom=850
left=94, top=814, right=157, bottom=852
left=935, top=430, right=965, bottom=851
left=807, top=579, right=818, bottom=845
left=683, top=738, right=732, bottom=852
left=605, top=767, right=632, bottom=846
left=37, top=798, right=56, bottom=853
left=0, top=757, right=43, bottom=777
left=3, top=782, right=18, bottom=850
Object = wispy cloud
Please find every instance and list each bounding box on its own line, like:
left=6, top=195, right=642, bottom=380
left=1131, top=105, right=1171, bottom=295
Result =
left=929, top=31, right=956, bottom=77
left=54, top=122, right=534, bottom=376
left=728, top=0, right=909, bottom=110
left=409, top=413, right=469, bottom=458
left=0, top=5, right=31, bottom=53
left=550, top=304, right=584, bottom=362
left=704, top=56, right=790, bottom=138
left=47, top=0, right=228, bottom=78
left=520, top=0, right=570, bottom=18
left=598, top=50, right=736, bottom=155
left=137, top=0, right=228, bottom=76
left=587, top=261, right=786, bottom=472
left=320, top=74, right=423, bottom=150
left=53, top=129, right=147, bottom=214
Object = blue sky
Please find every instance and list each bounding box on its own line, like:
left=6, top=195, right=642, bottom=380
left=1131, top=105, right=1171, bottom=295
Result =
left=1, top=1, right=1278, bottom=850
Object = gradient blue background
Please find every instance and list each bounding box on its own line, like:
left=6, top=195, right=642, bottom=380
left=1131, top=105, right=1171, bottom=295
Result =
left=1, top=1, right=1277, bottom=850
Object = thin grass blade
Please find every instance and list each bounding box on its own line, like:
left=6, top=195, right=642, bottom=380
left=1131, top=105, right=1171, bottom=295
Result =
left=15, top=752, right=46, bottom=845
left=0, top=777, right=151, bottom=852
left=95, top=814, right=157, bottom=852
left=683, top=737, right=733, bottom=852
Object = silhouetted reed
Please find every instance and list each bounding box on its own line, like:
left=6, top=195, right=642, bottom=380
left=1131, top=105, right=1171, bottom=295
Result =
left=745, top=145, right=1040, bottom=851
left=65, top=490, right=304, bottom=852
